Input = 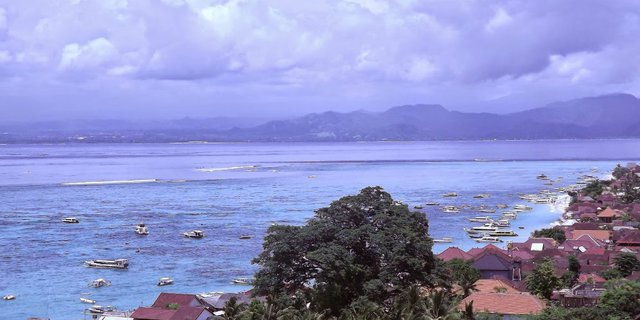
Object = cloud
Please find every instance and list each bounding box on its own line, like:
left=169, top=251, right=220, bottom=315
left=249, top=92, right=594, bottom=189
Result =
left=0, top=0, right=639, bottom=120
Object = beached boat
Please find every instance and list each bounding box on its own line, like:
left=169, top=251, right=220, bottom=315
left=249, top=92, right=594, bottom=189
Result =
left=232, top=278, right=254, bottom=285
left=88, top=278, right=111, bottom=288
left=63, top=217, right=79, bottom=223
left=467, top=216, right=493, bottom=223
left=442, top=192, right=458, bottom=197
left=433, top=237, right=454, bottom=243
left=183, top=230, right=204, bottom=239
left=80, top=297, right=96, bottom=304
left=158, top=277, right=174, bottom=286
left=84, top=259, right=128, bottom=269
left=2, top=295, right=15, bottom=300
left=475, top=236, right=503, bottom=243
left=135, top=223, right=149, bottom=235
left=488, top=230, right=518, bottom=237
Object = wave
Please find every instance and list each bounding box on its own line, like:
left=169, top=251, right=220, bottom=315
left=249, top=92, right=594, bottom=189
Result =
left=196, top=165, right=257, bottom=173
left=61, top=179, right=159, bottom=186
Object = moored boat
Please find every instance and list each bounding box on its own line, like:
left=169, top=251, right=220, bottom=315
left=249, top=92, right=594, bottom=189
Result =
left=467, top=216, right=493, bottom=223
left=84, top=259, right=128, bottom=269
left=488, top=230, right=518, bottom=237
left=87, top=305, right=116, bottom=314
left=2, top=295, right=15, bottom=300
left=158, top=277, right=174, bottom=286
left=442, top=206, right=460, bottom=213
left=425, top=201, right=440, bottom=206
left=473, top=194, right=490, bottom=199
left=232, top=278, right=254, bottom=285
left=63, top=217, right=79, bottom=223
left=433, top=237, right=453, bottom=243
left=475, top=236, right=503, bottom=243
left=80, top=297, right=96, bottom=304
left=183, top=230, right=204, bottom=239
left=88, top=278, right=111, bottom=288
left=442, top=192, right=458, bottom=197
left=135, top=223, right=149, bottom=235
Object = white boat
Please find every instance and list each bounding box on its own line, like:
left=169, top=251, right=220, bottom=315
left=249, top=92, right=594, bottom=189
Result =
left=513, top=204, right=532, bottom=211
left=495, top=219, right=511, bottom=227
left=471, top=223, right=498, bottom=231
left=63, top=217, right=79, bottom=223
left=158, top=277, right=174, bottom=286
left=442, top=192, right=458, bottom=197
left=84, top=259, right=129, bottom=269
left=473, top=194, right=490, bottom=199
left=88, top=278, right=111, bottom=288
left=183, top=230, right=204, bottom=239
left=488, top=230, right=518, bottom=237
left=496, top=204, right=508, bottom=209
left=2, top=295, right=15, bottom=300
left=467, top=216, right=493, bottom=223
left=464, top=228, right=482, bottom=234
left=442, top=206, right=460, bottom=213
left=80, top=297, right=96, bottom=304
left=88, top=305, right=116, bottom=314
left=433, top=237, right=454, bottom=243
left=135, top=223, right=149, bottom=235
left=425, top=202, right=440, bottom=206
left=232, top=278, right=253, bottom=285
left=239, top=235, right=251, bottom=239
left=478, top=209, right=496, bottom=213
left=475, top=236, right=503, bottom=243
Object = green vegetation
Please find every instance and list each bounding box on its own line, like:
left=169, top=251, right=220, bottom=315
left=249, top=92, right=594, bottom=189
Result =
left=444, top=259, right=481, bottom=297
left=526, top=259, right=560, bottom=299
left=251, top=186, right=440, bottom=317
left=614, top=252, right=640, bottom=277
left=582, top=180, right=609, bottom=199
left=532, top=227, right=566, bottom=243
left=621, top=172, right=640, bottom=204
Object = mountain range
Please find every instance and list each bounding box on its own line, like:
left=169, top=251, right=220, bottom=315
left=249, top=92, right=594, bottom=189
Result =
left=2, top=93, right=640, bottom=143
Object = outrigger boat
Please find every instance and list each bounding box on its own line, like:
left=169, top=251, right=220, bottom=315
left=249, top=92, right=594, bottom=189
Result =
left=84, top=259, right=128, bottom=269
left=475, top=236, right=503, bottom=243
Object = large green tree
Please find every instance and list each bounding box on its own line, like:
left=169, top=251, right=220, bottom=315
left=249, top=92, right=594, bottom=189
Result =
left=526, top=259, right=560, bottom=299
left=614, top=252, right=640, bottom=277
left=444, top=259, right=481, bottom=297
left=252, top=186, right=436, bottom=315
left=599, top=280, right=640, bottom=318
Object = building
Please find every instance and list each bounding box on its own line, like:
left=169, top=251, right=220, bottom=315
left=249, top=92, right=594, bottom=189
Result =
left=458, top=291, right=545, bottom=319
left=131, top=293, right=213, bottom=320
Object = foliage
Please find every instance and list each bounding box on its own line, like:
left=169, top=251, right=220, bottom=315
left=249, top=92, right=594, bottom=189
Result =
left=526, top=259, right=560, bottom=299
left=613, top=164, right=630, bottom=179
left=614, top=252, right=640, bottom=277
left=599, top=267, right=623, bottom=280
left=252, top=186, right=436, bottom=315
left=532, top=227, right=566, bottom=243
left=444, top=259, right=481, bottom=297
left=559, top=271, right=577, bottom=288
left=568, top=255, right=580, bottom=275
left=600, top=280, right=640, bottom=316
left=620, top=172, right=640, bottom=204
left=166, top=303, right=179, bottom=310
left=582, top=180, right=607, bottom=199
left=534, top=306, right=629, bottom=320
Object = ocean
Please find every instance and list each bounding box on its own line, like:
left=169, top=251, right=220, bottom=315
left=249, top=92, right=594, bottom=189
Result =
left=1, top=140, right=639, bottom=319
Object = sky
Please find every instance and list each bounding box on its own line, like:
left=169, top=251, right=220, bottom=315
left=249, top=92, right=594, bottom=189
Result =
left=0, top=0, right=640, bottom=122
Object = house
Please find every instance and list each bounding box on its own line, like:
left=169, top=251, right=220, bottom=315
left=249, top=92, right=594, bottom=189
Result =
left=131, top=293, right=213, bottom=320
left=598, top=194, right=616, bottom=207
left=458, top=292, right=545, bottom=318
left=597, top=207, right=621, bottom=223
left=616, top=230, right=640, bottom=247
left=569, top=230, right=611, bottom=242
left=437, top=246, right=473, bottom=262
left=472, top=279, right=521, bottom=294
left=556, top=283, right=605, bottom=308
left=472, top=247, right=522, bottom=281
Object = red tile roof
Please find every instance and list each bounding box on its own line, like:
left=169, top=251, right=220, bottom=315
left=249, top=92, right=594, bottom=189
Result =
left=151, top=293, right=200, bottom=309
left=570, top=230, right=611, bottom=241
left=473, top=279, right=521, bottom=294
left=437, top=247, right=473, bottom=261
left=598, top=207, right=619, bottom=218
left=459, top=293, right=545, bottom=315
left=131, top=306, right=206, bottom=320
left=578, top=273, right=606, bottom=284
left=617, top=231, right=640, bottom=245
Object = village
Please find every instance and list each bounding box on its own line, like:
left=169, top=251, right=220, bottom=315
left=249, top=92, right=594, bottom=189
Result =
left=76, top=163, right=640, bottom=320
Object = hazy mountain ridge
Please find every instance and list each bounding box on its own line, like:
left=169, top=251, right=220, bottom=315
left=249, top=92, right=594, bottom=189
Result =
left=2, top=93, right=640, bottom=143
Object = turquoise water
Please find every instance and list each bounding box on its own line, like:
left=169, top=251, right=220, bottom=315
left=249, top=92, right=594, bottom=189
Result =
left=1, top=140, right=639, bottom=319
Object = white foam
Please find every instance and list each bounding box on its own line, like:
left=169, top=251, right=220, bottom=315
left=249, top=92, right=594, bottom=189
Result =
left=196, top=165, right=257, bottom=172
left=62, top=179, right=159, bottom=186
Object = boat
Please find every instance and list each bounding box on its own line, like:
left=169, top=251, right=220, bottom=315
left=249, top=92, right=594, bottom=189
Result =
left=467, top=216, right=493, bottom=223
left=471, top=223, right=498, bottom=232
left=2, top=295, right=15, bottom=300
left=518, top=226, right=525, bottom=229
left=158, top=277, right=174, bottom=286
left=232, top=278, right=253, bottom=285
left=425, top=202, right=440, bottom=206
left=513, top=204, right=532, bottom=211
left=473, top=194, right=490, bottom=199
left=464, top=228, right=482, bottom=234
left=183, top=230, right=204, bottom=239
left=475, top=236, right=503, bottom=243
left=414, top=205, right=424, bottom=209
left=496, top=204, right=508, bottom=209
left=433, top=237, right=453, bottom=243
left=478, top=209, right=496, bottom=213
left=488, top=230, right=518, bottom=237
left=88, top=305, right=116, bottom=314
left=239, top=235, right=251, bottom=239
left=135, top=223, right=149, bottom=235
left=442, top=206, right=460, bottom=213
left=80, top=297, right=96, bottom=304
left=469, top=233, right=484, bottom=239
left=495, top=219, right=511, bottom=227
left=537, top=174, right=548, bottom=180
left=442, top=192, right=458, bottom=197
left=88, top=278, right=111, bottom=288
left=84, top=259, right=129, bottom=269
left=63, top=217, right=79, bottom=223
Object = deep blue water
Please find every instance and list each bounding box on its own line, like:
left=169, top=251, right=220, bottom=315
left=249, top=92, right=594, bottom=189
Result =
left=1, top=140, right=639, bottom=319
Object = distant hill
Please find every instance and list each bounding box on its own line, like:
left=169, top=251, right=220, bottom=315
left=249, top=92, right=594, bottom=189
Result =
left=2, top=93, right=640, bottom=142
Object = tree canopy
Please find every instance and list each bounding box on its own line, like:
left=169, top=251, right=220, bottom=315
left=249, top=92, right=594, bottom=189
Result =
left=252, top=186, right=436, bottom=315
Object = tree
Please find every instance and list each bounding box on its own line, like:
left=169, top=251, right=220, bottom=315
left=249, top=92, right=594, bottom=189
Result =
left=252, top=187, right=436, bottom=315
left=599, top=280, right=640, bottom=318
left=531, top=228, right=566, bottom=243
left=621, top=172, right=640, bottom=204
left=526, top=259, right=560, bottom=299
left=614, top=252, right=640, bottom=277
left=444, top=259, right=481, bottom=297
